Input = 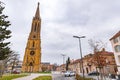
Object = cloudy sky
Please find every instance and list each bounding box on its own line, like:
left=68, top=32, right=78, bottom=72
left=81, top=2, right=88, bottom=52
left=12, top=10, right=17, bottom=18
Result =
left=1, top=0, right=120, bottom=65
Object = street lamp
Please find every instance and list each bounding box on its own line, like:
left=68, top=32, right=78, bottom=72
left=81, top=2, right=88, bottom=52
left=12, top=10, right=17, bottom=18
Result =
left=61, top=54, right=66, bottom=71
left=73, top=35, right=85, bottom=79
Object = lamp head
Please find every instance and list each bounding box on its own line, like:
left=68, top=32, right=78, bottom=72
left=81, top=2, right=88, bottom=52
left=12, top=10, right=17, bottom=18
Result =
left=73, top=36, right=86, bottom=38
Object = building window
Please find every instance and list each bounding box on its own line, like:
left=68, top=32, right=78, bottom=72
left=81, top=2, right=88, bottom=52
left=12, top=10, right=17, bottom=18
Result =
left=32, top=41, right=35, bottom=47
left=113, top=38, right=118, bottom=43
left=34, top=24, right=37, bottom=32
left=114, top=45, right=120, bottom=52
left=33, top=35, right=36, bottom=38
left=118, top=55, right=120, bottom=63
left=29, top=62, right=33, bottom=66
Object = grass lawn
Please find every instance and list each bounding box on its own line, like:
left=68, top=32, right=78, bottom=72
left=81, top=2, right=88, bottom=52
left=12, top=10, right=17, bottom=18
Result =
left=33, top=76, right=52, bottom=80
left=0, top=73, right=28, bottom=80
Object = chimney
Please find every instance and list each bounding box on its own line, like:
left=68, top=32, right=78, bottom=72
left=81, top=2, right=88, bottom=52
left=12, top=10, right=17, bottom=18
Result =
left=102, top=48, right=105, bottom=52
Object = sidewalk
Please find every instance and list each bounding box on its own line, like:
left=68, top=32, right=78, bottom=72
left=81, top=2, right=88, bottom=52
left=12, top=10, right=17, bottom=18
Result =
left=79, top=73, right=112, bottom=80
left=13, top=73, right=51, bottom=80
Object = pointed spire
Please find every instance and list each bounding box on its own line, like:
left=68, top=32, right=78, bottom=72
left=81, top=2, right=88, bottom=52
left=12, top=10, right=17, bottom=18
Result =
left=35, top=2, right=40, bottom=18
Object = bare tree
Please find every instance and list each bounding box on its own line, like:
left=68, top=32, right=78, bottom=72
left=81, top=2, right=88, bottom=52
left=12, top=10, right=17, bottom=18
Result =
left=88, top=39, right=106, bottom=52
left=4, top=51, right=20, bottom=73
left=88, top=39, right=107, bottom=80
left=10, top=54, right=19, bottom=72
left=0, top=51, right=20, bottom=77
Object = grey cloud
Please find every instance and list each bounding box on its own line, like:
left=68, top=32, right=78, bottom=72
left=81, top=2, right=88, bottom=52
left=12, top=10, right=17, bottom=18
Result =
left=2, top=0, right=120, bottom=65
left=50, top=0, right=120, bottom=27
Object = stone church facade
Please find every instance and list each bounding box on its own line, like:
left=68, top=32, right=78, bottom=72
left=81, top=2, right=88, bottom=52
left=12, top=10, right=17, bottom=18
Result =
left=22, top=3, right=41, bottom=72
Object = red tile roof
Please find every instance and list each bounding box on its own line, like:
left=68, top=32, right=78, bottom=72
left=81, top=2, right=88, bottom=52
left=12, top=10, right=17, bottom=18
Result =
left=110, top=31, right=120, bottom=40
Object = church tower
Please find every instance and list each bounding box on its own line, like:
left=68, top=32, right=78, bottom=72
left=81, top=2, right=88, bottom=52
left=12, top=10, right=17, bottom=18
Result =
left=22, top=3, right=41, bottom=72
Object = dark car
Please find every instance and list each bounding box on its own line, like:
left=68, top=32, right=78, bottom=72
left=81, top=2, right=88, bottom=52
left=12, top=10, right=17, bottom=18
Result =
left=109, top=74, right=116, bottom=79
left=12, top=70, right=20, bottom=74
left=88, top=71, right=99, bottom=76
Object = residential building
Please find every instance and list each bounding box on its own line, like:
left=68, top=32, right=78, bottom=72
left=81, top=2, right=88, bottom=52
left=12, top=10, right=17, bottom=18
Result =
left=83, top=49, right=117, bottom=75
left=69, top=59, right=81, bottom=73
left=7, top=61, right=22, bottom=73
left=41, top=62, right=58, bottom=72
left=57, top=49, right=117, bottom=75
left=110, top=31, right=120, bottom=72
left=41, top=62, right=51, bottom=72
left=56, top=64, right=66, bottom=72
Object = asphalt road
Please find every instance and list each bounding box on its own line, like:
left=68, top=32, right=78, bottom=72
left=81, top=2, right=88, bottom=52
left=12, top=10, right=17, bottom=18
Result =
left=52, top=73, right=75, bottom=80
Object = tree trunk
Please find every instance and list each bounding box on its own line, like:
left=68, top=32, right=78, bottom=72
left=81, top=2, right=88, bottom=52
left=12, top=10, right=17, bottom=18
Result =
left=0, top=60, right=4, bottom=78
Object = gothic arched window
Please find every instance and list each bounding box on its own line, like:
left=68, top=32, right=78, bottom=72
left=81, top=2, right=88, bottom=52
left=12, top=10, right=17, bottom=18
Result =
left=32, top=41, right=35, bottom=47
left=34, top=23, right=37, bottom=32
left=29, top=62, right=33, bottom=66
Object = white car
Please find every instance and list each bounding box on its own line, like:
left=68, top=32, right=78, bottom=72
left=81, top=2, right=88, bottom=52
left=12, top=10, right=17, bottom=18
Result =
left=70, top=71, right=75, bottom=76
left=64, top=71, right=75, bottom=77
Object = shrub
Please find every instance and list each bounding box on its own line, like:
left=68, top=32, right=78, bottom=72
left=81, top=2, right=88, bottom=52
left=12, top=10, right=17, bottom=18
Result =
left=75, top=74, right=93, bottom=80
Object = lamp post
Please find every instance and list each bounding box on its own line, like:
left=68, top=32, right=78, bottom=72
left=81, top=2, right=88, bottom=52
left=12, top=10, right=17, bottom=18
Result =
left=61, top=54, right=66, bottom=71
left=73, top=35, right=85, bottom=79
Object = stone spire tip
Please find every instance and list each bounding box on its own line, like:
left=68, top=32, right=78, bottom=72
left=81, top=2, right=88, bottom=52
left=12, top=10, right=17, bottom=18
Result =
left=35, top=2, right=40, bottom=18
left=38, top=2, right=40, bottom=6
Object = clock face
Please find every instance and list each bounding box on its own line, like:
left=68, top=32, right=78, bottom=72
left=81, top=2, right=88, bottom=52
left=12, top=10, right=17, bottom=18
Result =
left=30, top=51, right=35, bottom=55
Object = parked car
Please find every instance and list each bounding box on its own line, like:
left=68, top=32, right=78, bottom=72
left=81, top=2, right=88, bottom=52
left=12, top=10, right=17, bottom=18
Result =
left=70, top=71, right=75, bottom=76
left=12, top=70, right=20, bottom=74
left=88, top=71, right=99, bottom=76
left=117, top=74, right=120, bottom=80
left=64, top=71, right=75, bottom=77
left=109, top=74, right=117, bottom=80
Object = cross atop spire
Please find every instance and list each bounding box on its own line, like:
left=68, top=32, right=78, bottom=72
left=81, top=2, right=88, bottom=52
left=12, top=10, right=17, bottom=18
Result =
left=35, top=2, right=40, bottom=18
